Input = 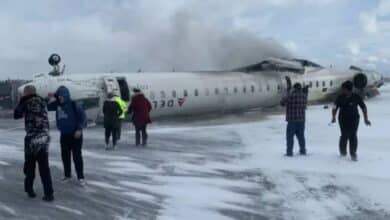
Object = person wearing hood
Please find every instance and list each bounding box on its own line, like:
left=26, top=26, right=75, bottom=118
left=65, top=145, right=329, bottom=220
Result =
left=47, top=86, right=87, bottom=185
left=128, top=88, right=152, bottom=146
left=103, top=93, right=123, bottom=150
left=14, top=85, right=54, bottom=202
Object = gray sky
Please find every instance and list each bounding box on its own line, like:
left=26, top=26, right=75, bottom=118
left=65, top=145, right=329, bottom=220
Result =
left=0, top=0, right=389, bottom=79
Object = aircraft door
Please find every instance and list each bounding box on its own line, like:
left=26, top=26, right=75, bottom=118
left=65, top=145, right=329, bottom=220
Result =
left=285, top=76, right=292, bottom=91
left=103, top=76, right=121, bottom=97
left=116, top=77, right=130, bottom=102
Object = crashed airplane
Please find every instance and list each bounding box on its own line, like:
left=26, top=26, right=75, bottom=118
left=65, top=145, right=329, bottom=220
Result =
left=19, top=54, right=385, bottom=123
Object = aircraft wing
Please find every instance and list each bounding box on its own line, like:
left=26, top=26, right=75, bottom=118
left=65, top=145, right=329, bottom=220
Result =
left=233, top=58, right=305, bottom=74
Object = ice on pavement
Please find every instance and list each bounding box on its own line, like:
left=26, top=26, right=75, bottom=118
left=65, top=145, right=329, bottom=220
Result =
left=0, top=86, right=390, bottom=220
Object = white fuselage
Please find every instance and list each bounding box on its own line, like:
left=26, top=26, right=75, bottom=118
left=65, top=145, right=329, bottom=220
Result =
left=20, top=67, right=382, bottom=122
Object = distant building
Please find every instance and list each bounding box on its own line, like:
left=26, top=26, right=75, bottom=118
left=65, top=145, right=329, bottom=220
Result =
left=0, top=79, right=29, bottom=109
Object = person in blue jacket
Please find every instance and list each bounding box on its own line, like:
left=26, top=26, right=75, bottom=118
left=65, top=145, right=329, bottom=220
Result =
left=47, top=86, right=86, bottom=186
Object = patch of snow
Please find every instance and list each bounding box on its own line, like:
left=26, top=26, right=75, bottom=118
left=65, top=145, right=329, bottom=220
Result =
left=103, top=161, right=156, bottom=174
left=0, top=144, right=22, bottom=159
left=0, top=161, right=10, bottom=166
left=123, top=192, right=156, bottom=202
left=120, top=176, right=254, bottom=220
left=55, top=205, right=84, bottom=216
left=83, top=151, right=130, bottom=161
left=88, top=180, right=124, bottom=191
left=0, top=204, right=16, bottom=216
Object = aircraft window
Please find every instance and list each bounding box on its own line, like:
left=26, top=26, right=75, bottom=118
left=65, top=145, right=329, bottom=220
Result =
left=277, top=84, right=282, bottom=91
left=77, top=97, right=100, bottom=110
left=243, top=86, right=247, bottom=93
left=251, top=85, right=255, bottom=93
left=172, top=90, right=177, bottom=98
left=215, top=88, right=219, bottom=95
left=184, top=90, right=188, bottom=97
left=205, top=88, right=210, bottom=96
left=322, top=81, right=326, bottom=87
left=330, top=80, right=333, bottom=87
left=234, top=87, right=238, bottom=94
left=266, top=84, right=270, bottom=91
left=309, top=81, right=313, bottom=88
left=316, top=81, right=319, bottom=88
left=149, top=91, right=155, bottom=100
left=160, top=91, right=166, bottom=99
left=194, top=89, right=199, bottom=97
left=224, top=87, right=229, bottom=94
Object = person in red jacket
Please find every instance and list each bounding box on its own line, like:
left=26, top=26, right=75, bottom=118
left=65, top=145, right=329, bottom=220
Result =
left=128, top=88, right=152, bottom=146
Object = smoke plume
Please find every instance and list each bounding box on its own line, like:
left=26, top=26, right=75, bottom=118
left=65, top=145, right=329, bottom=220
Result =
left=134, top=10, right=292, bottom=71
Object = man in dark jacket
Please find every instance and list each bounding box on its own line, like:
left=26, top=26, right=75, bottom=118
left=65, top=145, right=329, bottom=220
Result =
left=14, top=85, right=54, bottom=202
left=281, top=83, right=308, bottom=156
left=128, top=88, right=152, bottom=146
left=47, top=86, right=86, bottom=185
left=103, top=93, right=123, bottom=150
left=332, top=81, right=371, bottom=161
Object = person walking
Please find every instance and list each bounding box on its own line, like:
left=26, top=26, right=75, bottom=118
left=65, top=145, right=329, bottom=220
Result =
left=332, top=81, right=371, bottom=161
left=114, top=95, right=127, bottom=140
left=128, top=88, right=152, bottom=146
left=103, top=93, right=123, bottom=150
left=14, top=85, right=54, bottom=202
left=281, top=83, right=308, bottom=157
left=47, top=86, right=87, bottom=185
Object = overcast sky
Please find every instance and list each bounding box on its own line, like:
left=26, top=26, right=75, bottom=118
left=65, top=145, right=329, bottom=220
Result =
left=0, top=0, right=389, bottom=79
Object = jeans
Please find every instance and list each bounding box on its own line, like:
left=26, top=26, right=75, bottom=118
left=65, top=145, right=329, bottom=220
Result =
left=105, top=127, right=119, bottom=146
left=24, top=150, right=53, bottom=197
left=60, top=134, right=84, bottom=179
left=339, top=118, right=359, bottom=156
left=135, top=125, right=148, bottom=146
left=286, top=121, right=306, bottom=155
left=117, top=119, right=123, bottom=140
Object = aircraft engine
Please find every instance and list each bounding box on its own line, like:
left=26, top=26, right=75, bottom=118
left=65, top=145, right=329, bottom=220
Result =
left=48, top=53, right=61, bottom=66
left=353, top=73, right=368, bottom=89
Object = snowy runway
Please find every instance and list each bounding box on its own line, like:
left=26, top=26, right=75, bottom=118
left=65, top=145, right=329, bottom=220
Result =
left=1, top=86, right=390, bottom=220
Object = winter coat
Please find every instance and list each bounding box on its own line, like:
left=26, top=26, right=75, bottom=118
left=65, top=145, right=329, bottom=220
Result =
left=114, top=96, right=127, bottom=119
left=14, top=94, right=50, bottom=155
left=47, top=86, right=86, bottom=134
left=103, top=98, right=123, bottom=129
left=128, top=92, right=152, bottom=127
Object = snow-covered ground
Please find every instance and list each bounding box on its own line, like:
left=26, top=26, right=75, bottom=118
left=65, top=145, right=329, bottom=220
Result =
left=0, top=85, right=390, bottom=220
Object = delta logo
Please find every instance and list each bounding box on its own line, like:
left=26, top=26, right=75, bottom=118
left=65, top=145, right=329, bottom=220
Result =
left=178, top=98, right=186, bottom=107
